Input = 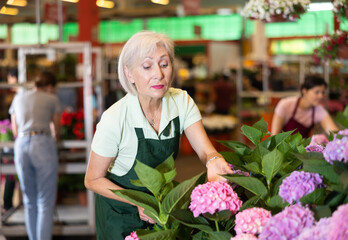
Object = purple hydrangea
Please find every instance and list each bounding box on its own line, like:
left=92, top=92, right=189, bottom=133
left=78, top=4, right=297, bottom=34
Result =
left=328, top=203, right=348, bottom=240
left=230, top=234, right=258, bottom=240
left=337, top=129, right=348, bottom=137
left=295, top=217, right=331, bottom=240
left=259, top=204, right=315, bottom=240
left=279, top=171, right=324, bottom=204
left=310, top=134, right=328, bottom=146
left=305, top=145, right=325, bottom=153
left=323, top=137, right=348, bottom=164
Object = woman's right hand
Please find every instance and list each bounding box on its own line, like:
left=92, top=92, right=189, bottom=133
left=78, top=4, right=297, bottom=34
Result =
left=137, top=206, right=155, bottom=224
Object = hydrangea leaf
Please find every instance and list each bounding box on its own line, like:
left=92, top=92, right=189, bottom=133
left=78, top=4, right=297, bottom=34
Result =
left=251, top=145, right=270, bottom=164
left=252, top=118, right=269, bottom=133
left=267, top=130, right=294, bottom=151
left=203, top=210, right=232, bottom=221
left=268, top=195, right=288, bottom=211
left=300, top=188, right=326, bottom=205
left=208, top=231, right=233, bottom=240
left=244, top=162, right=261, bottom=174
left=220, top=151, right=243, bottom=167
left=262, top=149, right=283, bottom=185
left=163, top=169, right=177, bottom=184
left=156, top=154, right=175, bottom=173
left=241, top=124, right=263, bottom=145
left=134, top=160, right=164, bottom=196
left=302, top=159, right=340, bottom=184
left=239, top=195, right=262, bottom=211
left=111, top=189, right=160, bottom=222
left=222, top=175, right=268, bottom=199
left=136, top=228, right=177, bottom=240
left=217, top=140, right=252, bottom=155
left=170, top=209, right=213, bottom=232
left=162, top=172, right=205, bottom=215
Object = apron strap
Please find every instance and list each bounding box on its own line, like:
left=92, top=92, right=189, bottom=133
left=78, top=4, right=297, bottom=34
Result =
left=134, top=128, right=145, bottom=140
left=135, top=116, right=180, bottom=139
left=291, top=97, right=301, bottom=118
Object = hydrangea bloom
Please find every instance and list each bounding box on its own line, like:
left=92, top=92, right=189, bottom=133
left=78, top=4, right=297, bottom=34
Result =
left=323, top=137, right=348, bottom=164
left=337, top=129, right=348, bottom=137
left=234, top=207, right=271, bottom=235
left=189, top=181, right=242, bottom=218
left=328, top=203, right=348, bottom=240
left=230, top=234, right=258, bottom=240
left=259, top=204, right=315, bottom=240
left=305, top=144, right=325, bottom=153
left=295, top=217, right=331, bottom=240
left=125, top=231, right=139, bottom=240
left=279, top=171, right=323, bottom=204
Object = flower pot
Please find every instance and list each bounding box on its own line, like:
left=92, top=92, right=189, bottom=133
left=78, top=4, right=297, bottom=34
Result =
left=338, top=45, right=348, bottom=59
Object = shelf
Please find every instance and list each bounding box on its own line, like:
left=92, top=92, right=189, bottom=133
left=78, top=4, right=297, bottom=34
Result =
left=0, top=163, right=87, bottom=175
left=0, top=140, right=89, bottom=149
left=239, top=91, right=299, bottom=98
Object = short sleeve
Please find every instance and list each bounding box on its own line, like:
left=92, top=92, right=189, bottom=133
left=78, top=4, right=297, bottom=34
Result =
left=53, top=96, right=61, bottom=114
left=180, top=90, right=202, bottom=131
left=8, top=94, right=18, bottom=115
left=91, top=110, right=120, bottom=158
left=314, top=105, right=328, bottom=123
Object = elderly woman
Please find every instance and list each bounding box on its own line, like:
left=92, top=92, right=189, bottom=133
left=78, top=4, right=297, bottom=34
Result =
left=271, top=75, right=339, bottom=137
left=84, top=31, right=233, bottom=239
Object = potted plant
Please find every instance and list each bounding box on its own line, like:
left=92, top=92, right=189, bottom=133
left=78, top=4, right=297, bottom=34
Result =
left=240, top=0, right=310, bottom=23
left=332, top=0, right=348, bottom=20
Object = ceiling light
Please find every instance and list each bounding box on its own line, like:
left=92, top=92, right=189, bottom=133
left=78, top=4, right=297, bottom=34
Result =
left=6, top=0, right=27, bottom=7
left=0, top=6, right=18, bottom=15
left=96, top=0, right=115, bottom=9
left=151, top=0, right=169, bottom=6
left=308, top=2, right=333, bottom=11
left=62, top=0, right=79, bottom=3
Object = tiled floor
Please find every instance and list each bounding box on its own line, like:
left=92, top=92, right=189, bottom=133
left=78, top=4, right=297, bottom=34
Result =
left=1, top=153, right=205, bottom=239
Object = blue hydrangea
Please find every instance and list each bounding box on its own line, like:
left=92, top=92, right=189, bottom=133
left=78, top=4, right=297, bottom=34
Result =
left=279, top=171, right=324, bottom=204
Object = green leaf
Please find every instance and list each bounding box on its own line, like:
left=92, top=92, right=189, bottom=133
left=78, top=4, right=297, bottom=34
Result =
left=164, top=169, right=177, bottom=184
left=244, top=162, right=261, bottom=174
left=251, top=145, right=270, bottom=164
left=239, top=195, right=261, bottom=211
left=262, top=149, right=283, bottom=184
left=241, top=124, right=263, bottom=145
left=137, top=229, right=177, bottom=240
left=252, top=118, right=268, bottom=133
left=325, top=192, right=346, bottom=207
left=208, top=231, right=233, bottom=240
left=156, top=154, right=175, bottom=173
left=217, top=140, right=252, bottom=155
left=134, top=160, right=164, bottom=196
left=220, top=151, right=243, bottom=167
left=312, top=205, right=332, bottom=219
left=302, top=159, right=340, bottom=184
left=162, top=172, right=205, bottom=215
left=268, top=195, right=288, bottom=210
left=170, top=209, right=213, bottom=232
left=223, top=175, right=268, bottom=199
left=203, top=210, right=232, bottom=222
left=130, top=179, right=145, bottom=187
left=268, top=131, right=294, bottom=151
left=299, top=188, right=326, bottom=205
left=112, top=189, right=160, bottom=222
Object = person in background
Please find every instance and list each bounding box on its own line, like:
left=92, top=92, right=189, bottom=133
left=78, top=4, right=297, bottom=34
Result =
left=9, top=71, right=61, bottom=240
left=271, top=75, right=339, bottom=138
left=84, top=31, right=233, bottom=239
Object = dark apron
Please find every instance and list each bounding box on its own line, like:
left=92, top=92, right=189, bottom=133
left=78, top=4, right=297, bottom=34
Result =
left=283, top=98, right=315, bottom=138
left=95, top=117, right=180, bottom=240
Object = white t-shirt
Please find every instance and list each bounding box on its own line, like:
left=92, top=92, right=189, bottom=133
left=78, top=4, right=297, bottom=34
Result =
left=91, top=88, right=201, bottom=176
left=274, top=96, right=328, bottom=128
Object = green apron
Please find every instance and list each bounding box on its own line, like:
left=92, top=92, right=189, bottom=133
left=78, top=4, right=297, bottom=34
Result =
left=95, top=117, right=180, bottom=240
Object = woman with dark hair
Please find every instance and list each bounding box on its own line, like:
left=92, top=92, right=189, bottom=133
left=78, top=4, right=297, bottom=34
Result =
left=9, top=71, right=61, bottom=240
left=271, top=75, right=339, bottom=137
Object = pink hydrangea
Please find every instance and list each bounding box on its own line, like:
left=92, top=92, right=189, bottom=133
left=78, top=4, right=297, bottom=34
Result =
left=295, top=217, right=331, bottom=240
left=310, top=134, right=328, bottom=146
left=230, top=234, right=258, bottom=240
left=125, top=231, right=139, bottom=240
left=189, top=181, right=242, bottom=218
left=234, top=207, right=271, bottom=235
left=328, top=203, right=348, bottom=240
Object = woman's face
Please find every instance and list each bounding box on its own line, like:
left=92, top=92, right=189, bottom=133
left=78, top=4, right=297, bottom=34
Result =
left=126, top=45, right=172, bottom=101
left=302, top=85, right=326, bottom=106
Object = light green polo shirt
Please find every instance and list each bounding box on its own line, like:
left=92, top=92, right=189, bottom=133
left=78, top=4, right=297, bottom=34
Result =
left=91, top=88, right=201, bottom=176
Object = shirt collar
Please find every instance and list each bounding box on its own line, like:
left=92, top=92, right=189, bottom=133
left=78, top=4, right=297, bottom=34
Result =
left=126, top=88, right=179, bottom=133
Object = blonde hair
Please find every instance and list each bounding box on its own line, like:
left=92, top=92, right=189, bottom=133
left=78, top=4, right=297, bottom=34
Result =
left=117, top=31, right=175, bottom=95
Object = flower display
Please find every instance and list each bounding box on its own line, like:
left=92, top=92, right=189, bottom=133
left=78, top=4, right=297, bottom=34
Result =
left=259, top=204, right=315, bottom=240
left=124, top=231, right=140, bottom=240
left=295, top=217, right=331, bottom=240
left=279, top=171, right=323, bottom=204
left=328, top=203, right=348, bottom=240
left=0, top=119, right=13, bottom=142
left=313, top=30, right=348, bottom=63
left=240, top=0, right=310, bottom=22
left=60, top=109, right=85, bottom=140
left=332, top=0, right=348, bottom=21
left=189, top=181, right=242, bottom=217
left=337, top=128, right=348, bottom=137
left=323, top=137, right=348, bottom=164
left=230, top=234, right=258, bottom=240
left=234, top=207, right=271, bottom=235
left=305, top=144, right=325, bottom=153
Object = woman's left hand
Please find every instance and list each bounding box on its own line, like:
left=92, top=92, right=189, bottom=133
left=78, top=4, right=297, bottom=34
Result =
left=206, top=157, right=233, bottom=182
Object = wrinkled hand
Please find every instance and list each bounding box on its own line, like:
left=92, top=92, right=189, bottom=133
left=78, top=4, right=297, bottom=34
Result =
left=207, top=157, right=233, bottom=182
left=137, top=206, right=155, bottom=224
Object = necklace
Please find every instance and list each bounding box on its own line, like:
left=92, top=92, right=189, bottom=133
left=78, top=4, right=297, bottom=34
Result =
left=144, top=103, right=161, bottom=128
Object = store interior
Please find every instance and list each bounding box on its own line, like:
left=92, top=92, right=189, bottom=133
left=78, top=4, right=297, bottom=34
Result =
left=0, top=0, right=348, bottom=239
